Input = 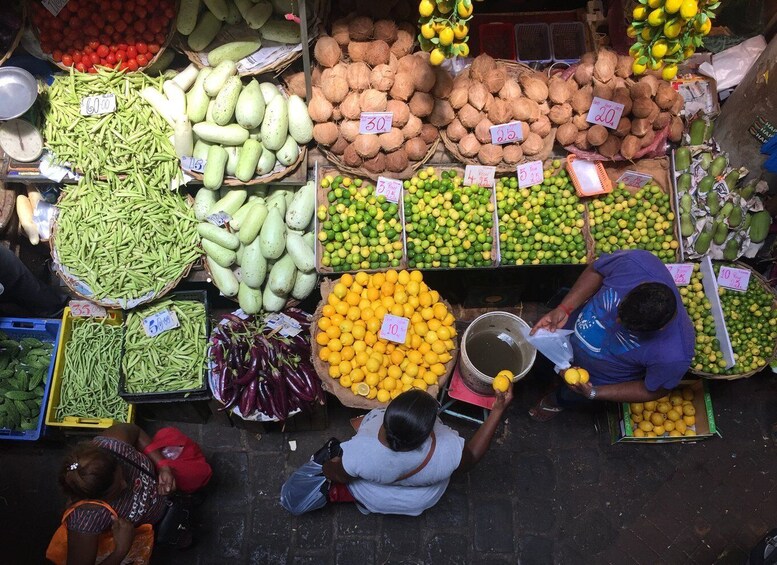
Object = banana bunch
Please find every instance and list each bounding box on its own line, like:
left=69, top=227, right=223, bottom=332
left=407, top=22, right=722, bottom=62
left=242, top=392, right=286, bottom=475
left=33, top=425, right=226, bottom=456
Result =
left=417, top=0, right=476, bottom=65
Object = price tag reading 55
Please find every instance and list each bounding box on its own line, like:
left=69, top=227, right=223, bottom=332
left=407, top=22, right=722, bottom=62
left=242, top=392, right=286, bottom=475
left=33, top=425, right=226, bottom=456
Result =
left=359, top=112, right=393, bottom=134
left=380, top=314, right=410, bottom=344
left=586, top=97, right=625, bottom=130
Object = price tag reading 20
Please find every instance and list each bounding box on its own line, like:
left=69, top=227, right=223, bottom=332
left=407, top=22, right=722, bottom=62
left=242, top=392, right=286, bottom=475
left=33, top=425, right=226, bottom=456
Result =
left=359, top=112, right=393, bottom=134
left=380, top=314, right=410, bottom=344
left=586, top=97, right=625, bottom=130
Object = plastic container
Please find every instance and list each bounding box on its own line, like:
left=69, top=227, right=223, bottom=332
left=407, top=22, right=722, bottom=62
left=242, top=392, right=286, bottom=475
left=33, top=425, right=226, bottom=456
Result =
left=479, top=23, right=516, bottom=60
left=46, top=308, right=135, bottom=429
left=565, top=155, right=613, bottom=197
left=550, top=22, right=587, bottom=64
left=0, top=317, right=61, bottom=441
left=118, top=290, right=211, bottom=403
left=514, top=23, right=552, bottom=64
left=458, top=312, right=537, bottom=395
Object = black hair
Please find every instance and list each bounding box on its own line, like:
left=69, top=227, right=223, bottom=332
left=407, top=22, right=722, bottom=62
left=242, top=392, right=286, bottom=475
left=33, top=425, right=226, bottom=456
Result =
left=383, top=389, right=438, bottom=452
left=618, top=282, right=677, bottom=332
left=59, top=442, right=118, bottom=501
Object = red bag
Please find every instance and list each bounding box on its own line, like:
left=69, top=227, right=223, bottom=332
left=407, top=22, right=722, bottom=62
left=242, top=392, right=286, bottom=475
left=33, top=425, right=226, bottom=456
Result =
left=143, top=427, right=212, bottom=493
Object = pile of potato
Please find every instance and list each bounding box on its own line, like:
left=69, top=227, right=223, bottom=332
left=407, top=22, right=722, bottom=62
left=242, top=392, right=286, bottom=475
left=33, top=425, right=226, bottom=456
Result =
left=554, top=48, right=685, bottom=160
left=444, top=54, right=555, bottom=168
left=308, top=15, right=454, bottom=175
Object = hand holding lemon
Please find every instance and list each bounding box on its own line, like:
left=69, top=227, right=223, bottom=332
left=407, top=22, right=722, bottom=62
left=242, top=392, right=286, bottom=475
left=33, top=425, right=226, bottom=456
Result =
left=491, top=370, right=514, bottom=411
left=563, top=367, right=590, bottom=385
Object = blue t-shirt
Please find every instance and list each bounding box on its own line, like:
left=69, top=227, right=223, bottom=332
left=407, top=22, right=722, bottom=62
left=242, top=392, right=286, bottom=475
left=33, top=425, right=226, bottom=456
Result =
left=570, top=250, right=695, bottom=391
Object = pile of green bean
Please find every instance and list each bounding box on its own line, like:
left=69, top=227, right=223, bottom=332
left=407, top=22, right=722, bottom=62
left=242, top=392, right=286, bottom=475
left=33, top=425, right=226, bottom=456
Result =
left=122, top=299, right=207, bottom=393
left=42, top=67, right=180, bottom=183
left=56, top=319, right=128, bottom=422
left=55, top=172, right=200, bottom=303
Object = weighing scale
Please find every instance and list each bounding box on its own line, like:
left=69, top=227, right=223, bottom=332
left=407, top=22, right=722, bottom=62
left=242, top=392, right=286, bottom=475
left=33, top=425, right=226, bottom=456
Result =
left=439, top=366, right=495, bottom=425
left=0, top=119, right=43, bottom=163
left=0, top=67, right=43, bottom=165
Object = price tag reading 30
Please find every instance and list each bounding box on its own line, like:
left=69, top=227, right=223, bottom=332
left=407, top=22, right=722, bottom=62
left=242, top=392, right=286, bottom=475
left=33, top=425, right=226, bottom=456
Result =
left=380, top=314, right=410, bottom=344
left=359, top=112, right=393, bottom=134
left=586, top=97, right=625, bottom=130
left=80, top=94, right=117, bottom=117
left=665, top=263, right=694, bottom=286
left=717, top=266, right=750, bottom=292
left=489, top=121, right=524, bottom=145
left=375, top=176, right=402, bottom=203
left=516, top=160, right=544, bottom=189
left=142, top=309, right=180, bottom=338
left=70, top=300, right=107, bottom=318
left=463, top=165, right=496, bottom=188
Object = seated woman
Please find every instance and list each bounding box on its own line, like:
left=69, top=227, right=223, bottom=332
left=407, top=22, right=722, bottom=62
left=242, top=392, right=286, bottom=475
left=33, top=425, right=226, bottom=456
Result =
left=322, top=383, right=513, bottom=516
left=58, top=423, right=175, bottom=565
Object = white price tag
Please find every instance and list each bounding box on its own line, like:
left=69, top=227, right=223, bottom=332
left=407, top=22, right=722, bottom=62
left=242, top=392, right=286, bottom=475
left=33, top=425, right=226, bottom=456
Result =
left=181, top=155, right=206, bottom=173
left=142, top=309, right=179, bottom=338
left=375, top=177, right=402, bottom=203
left=616, top=171, right=653, bottom=188
left=264, top=313, right=302, bottom=337
left=206, top=211, right=231, bottom=227
left=717, top=266, right=750, bottom=292
left=359, top=112, right=393, bottom=134
left=665, top=263, right=694, bottom=286
left=586, top=97, right=625, bottom=130
left=463, top=165, right=496, bottom=187
left=80, top=94, right=117, bottom=117
left=516, top=160, right=544, bottom=189
left=489, top=121, right=524, bottom=145
left=380, top=314, right=410, bottom=344
left=42, top=0, right=69, bottom=16
left=70, top=300, right=107, bottom=318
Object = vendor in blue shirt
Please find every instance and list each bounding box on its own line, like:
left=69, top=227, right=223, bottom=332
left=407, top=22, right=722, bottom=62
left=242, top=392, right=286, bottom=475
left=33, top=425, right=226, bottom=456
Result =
left=529, top=249, right=695, bottom=421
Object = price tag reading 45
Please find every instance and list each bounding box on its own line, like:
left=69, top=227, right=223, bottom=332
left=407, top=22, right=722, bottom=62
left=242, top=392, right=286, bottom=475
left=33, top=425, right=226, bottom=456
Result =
left=717, top=266, right=750, bottom=292
left=489, top=121, right=524, bottom=145
left=359, top=112, right=393, bottom=134
left=142, top=309, right=180, bottom=338
left=375, top=176, right=402, bottom=203
left=80, top=94, right=117, bottom=117
left=70, top=300, right=107, bottom=318
left=586, top=97, right=625, bottom=130
left=380, top=314, right=410, bottom=344
left=665, top=263, right=694, bottom=286
left=516, top=160, right=544, bottom=189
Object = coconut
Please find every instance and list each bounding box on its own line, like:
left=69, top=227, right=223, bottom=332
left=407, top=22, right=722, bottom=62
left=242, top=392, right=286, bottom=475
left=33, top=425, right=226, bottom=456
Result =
left=402, top=114, right=423, bottom=139
left=397, top=54, right=417, bottom=75
left=498, top=78, right=522, bottom=101
left=484, top=68, right=507, bottom=94
left=629, top=81, right=652, bottom=100
left=389, top=73, right=414, bottom=102
left=388, top=53, right=399, bottom=74
left=574, top=130, right=592, bottom=151
left=405, top=137, right=428, bottom=160
left=614, top=116, right=631, bottom=138
left=593, top=49, right=618, bottom=83
left=353, top=134, right=381, bottom=158
left=669, top=116, right=684, bottom=142
left=488, top=99, right=513, bottom=126
left=386, top=100, right=410, bottom=128
left=556, top=122, right=578, bottom=146
left=432, top=67, right=454, bottom=99
left=478, top=144, right=503, bottom=166
left=521, top=132, right=544, bottom=156
left=469, top=54, right=496, bottom=82
left=571, top=85, right=593, bottom=114
left=340, top=120, right=361, bottom=142
left=307, top=88, right=333, bottom=123
left=592, top=82, right=614, bottom=101
left=322, top=76, right=348, bottom=104
left=373, top=19, right=398, bottom=43
left=420, top=124, right=438, bottom=144
left=359, top=89, right=387, bottom=112
left=311, top=66, right=322, bottom=87
left=502, top=144, right=523, bottom=164
left=640, top=75, right=659, bottom=97
left=385, top=149, right=409, bottom=172
left=342, top=144, right=363, bottom=167
left=612, top=92, right=632, bottom=116
left=530, top=115, right=552, bottom=138
left=331, top=18, right=350, bottom=46
left=598, top=134, right=621, bottom=158
left=347, top=42, right=369, bottom=63
left=548, top=77, right=571, bottom=104
left=390, top=30, right=414, bottom=58
left=313, top=122, right=338, bottom=146
left=363, top=153, right=387, bottom=175
left=446, top=119, right=467, bottom=142
left=520, top=75, right=549, bottom=103
left=669, top=91, right=684, bottom=115
left=413, top=62, right=436, bottom=93
left=513, top=98, right=540, bottom=122
left=340, top=92, right=362, bottom=120
left=408, top=91, right=434, bottom=118
left=348, top=17, right=373, bottom=41
left=474, top=118, right=494, bottom=144
left=364, top=40, right=391, bottom=67
left=449, top=88, right=469, bottom=110
left=574, top=63, right=594, bottom=86
left=587, top=125, right=608, bottom=146
left=520, top=122, right=531, bottom=140
left=640, top=129, right=656, bottom=148
left=346, top=62, right=371, bottom=91
left=548, top=103, right=573, bottom=125
left=330, top=136, right=348, bottom=155
left=459, top=104, right=483, bottom=129
left=572, top=113, right=590, bottom=130
left=379, top=128, right=404, bottom=152
left=655, top=82, right=676, bottom=110
left=285, top=71, right=307, bottom=99
left=468, top=83, right=489, bottom=111
left=453, top=72, right=471, bottom=90
left=370, top=64, right=395, bottom=92
left=620, top=135, right=641, bottom=160
left=429, top=99, right=455, bottom=127
left=631, top=98, right=657, bottom=119
left=615, top=55, right=633, bottom=79
left=653, top=112, right=671, bottom=130
left=457, top=133, right=481, bottom=158
left=631, top=118, right=651, bottom=137
left=331, top=107, right=342, bottom=121
left=314, top=36, right=341, bottom=68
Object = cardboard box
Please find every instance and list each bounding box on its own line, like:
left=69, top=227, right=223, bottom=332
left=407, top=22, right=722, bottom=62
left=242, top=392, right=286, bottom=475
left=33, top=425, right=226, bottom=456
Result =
left=608, top=380, right=717, bottom=444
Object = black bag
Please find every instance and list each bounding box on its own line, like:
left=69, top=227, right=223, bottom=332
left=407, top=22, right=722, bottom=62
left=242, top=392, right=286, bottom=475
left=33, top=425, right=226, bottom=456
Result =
left=748, top=529, right=777, bottom=565
left=312, top=437, right=342, bottom=465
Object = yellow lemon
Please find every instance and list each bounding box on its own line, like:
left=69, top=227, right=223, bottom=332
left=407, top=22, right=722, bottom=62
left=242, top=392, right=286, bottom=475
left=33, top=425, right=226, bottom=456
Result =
left=662, top=64, right=678, bottom=80
left=651, top=40, right=668, bottom=58
left=420, top=22, right=436, bottom=40
left=365, top=373, right=380, bottom=387
left=682, top=404, right=696, bottom=416
left=680, top=0, right=698, bottom=19
left=650, top=412, right=665, bottom=426
left=339, top=375, right=352, bottom=388
left=429, top=48, right=446, bottom=66
left=453, top=23, right=468, bottom=40
left=633, top=5, right=648, bottom=20
left=457, top=1, right=473, bottom=18
left=328, top=338, right=343, bottom=352
left=315, top=332, right=329, bottom=346
left=648, top=0, right=663, bottom=7
left=340, top=273, right=354, bottom=287
left=696, top=17, right=711, bottom=35
left=632, top=60, right=647, bottom=75
left=577, top=368, right=589, bottom=384
left=626, top=25, right=638, bottom=38
left=647, top=8, right=666, bottom=26
left=492, top=374, right=511, bottom=392
left=455, top=42, right=470, bottom=57
left=653, top=425, right=666, bottom=436
left=683, top=415, right=696, bottom=426
left=354, top=271, right=369, bottom=286
left=438, top=27, right=454, bottom=47
left=423, top=372, right=437, bottom=385
left=641, top=27, right=654, bottom=40
left=418, top=0, right=435, bottom=17
left=351, top=368, right=364, bottom=383
left=354, top=382, right=370, bottom=396
left=412, top=379, right=428, bottom=391
left=663, top=20, right=683, bottom=38
left=563, top=368, right=580, bottom=385
left=664, top=0, right=682, bottom=13
left=377, top=389, right=392, bottom=403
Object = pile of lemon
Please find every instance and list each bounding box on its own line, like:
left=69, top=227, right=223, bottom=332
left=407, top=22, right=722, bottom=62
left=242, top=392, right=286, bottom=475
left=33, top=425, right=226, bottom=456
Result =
left=316, top=270, right=457, bottom=403
left=418, top=0, right=474, bottom=65
left=628, top=386, right=699, bottom=438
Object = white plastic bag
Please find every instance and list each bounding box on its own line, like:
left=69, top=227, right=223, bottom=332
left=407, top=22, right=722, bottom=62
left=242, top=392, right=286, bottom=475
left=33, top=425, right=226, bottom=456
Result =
left=279, top=460, right=329, bottom=516
left=698, top=35, right=766, bottom=92
left=520, top=327, right=575, bottom=371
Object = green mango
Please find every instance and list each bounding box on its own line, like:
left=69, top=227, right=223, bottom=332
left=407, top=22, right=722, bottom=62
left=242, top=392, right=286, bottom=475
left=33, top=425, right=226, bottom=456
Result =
left=739, top=183, right=755, bottom=200
left=727, top=206, right=743, bottom=228
left=694, top=225, right=713, bottom=254
left=680, top=214, right=695, bottom=238
left=713, top=221, right=728, bottom=245
left=689, top=117, right=713, bottom=145
left=699, top=152, right=713, bottom=171
left=680, top=192, right=693, bottom=214
left=697, top=176, right=715, bottom=194
left=677, top=173, right=692, bottom=192
left=709, top=156, right=728, bottom=178
left=707, top=192, right=719, bottom=216
left=724, top=170, right=740, bottom=190
left=675, top=147, right=691, bottom=171
left=723, top=238, right=739, bottom=261
left=749, top=210, right=771, bottom=243
left=716, top=202, right=734, bottom=221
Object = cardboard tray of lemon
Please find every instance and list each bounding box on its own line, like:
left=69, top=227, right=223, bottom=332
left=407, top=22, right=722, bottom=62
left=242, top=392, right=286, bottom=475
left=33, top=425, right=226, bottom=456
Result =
left=311, top=271, right=459, bottom=410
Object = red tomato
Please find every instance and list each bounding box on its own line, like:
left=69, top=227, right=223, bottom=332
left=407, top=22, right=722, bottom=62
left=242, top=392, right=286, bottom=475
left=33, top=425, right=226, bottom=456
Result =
left=97, top=44, right=110, bottom=57
left=114, top=19, right=127, bottom=32
left=118, top=61, right=129, bottom=72
left=72, top=51, right=82, bottom=63
left=61, top=54, right=74, bottom=66
left=89, top=52, right=100, bottom=64
left=88, top=40, right=99, bottom=50
left=155, top=33, right=166, bottom=45
left=115, top=50, right=126, bottom=61
left=135, top=42, right=147, bottom=54
left=88, top=67, right=98, bottom=74
left=122, top=11, right=133, bottom=23
left=133, top=21, right=145, bottom=33
left=127, top=59, right=139, bottom=71
left=136, top=7, right=147, bottom=18
left=116, top=42, right=128, bottom=51
left=164, top=7, right=175, bottom=18
left=103, top=24, right=114, bottom=35
left=76, top=62, right=87, bottom=72
left=148, top=20, right=162, bottom=34
left=136, top=53, right=148, bottom=67
left=147, top=43, right=160, bottom=54
left=111, top=0, right=122, bottom=9
left=126, top=46, right=137, bottom=58
left=105, top=52, right=116, bottom=64
left=52, top=49, right=63, bottom=62
left=83, top=45, right=93, bottom=54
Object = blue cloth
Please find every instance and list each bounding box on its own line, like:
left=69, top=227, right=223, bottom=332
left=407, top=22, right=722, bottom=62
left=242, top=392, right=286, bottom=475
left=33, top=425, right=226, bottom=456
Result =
left=569, top=250, right=695, bottom=392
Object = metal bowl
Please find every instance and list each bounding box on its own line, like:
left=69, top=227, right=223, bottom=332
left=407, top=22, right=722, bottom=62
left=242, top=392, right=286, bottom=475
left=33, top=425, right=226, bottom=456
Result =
left=0, top=67, right=38, bottom=120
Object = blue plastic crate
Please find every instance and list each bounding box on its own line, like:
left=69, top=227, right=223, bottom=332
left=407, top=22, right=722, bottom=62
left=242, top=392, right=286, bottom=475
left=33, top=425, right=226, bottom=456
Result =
left=0, top=318, right=62, bottom=441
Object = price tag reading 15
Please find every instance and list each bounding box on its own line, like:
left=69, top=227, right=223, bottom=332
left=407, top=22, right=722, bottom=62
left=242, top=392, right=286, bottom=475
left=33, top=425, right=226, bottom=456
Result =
left=181, top=156, right=206, bottom=174
left=586, top=96, right=625, bottom=130
left=80, top=94, right=117, bottom=117
left=359, top=112, right=393, bottom=134
left=380, top=314, right=410, bottom=344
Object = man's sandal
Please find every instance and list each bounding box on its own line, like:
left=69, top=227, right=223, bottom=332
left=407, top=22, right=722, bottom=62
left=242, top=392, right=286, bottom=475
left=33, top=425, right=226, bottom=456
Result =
left=528, top=391, right=564, bottom=422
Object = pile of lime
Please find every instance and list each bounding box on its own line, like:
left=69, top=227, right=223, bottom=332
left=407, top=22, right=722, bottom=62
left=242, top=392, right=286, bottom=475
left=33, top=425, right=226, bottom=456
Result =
left=404, top=167, right=494, bottom=269
left=678, top=265, right=726, bottom=373
left=589, top=182, right=678, bottom=262
left=317, top=174, right=403, bottom=271
left=496, top=160, right=587, bottom=265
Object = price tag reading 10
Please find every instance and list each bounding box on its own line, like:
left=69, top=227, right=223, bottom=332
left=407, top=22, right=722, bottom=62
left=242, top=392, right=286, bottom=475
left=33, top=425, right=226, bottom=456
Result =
left=359, top=112, right=393, bottom=134
left=380, top=314, right=410, bottom=344
left=717, top=266, right=751, bottom=292
left=142, top=310, right=180, bottom=338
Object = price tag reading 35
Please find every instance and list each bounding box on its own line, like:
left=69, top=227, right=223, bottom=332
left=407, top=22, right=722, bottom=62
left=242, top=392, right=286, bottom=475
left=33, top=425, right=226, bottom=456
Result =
left=69, top=300, right=107, bottom=318
left=80, top=94, right=117, bottom=117
left=717, top=266, right=750, bottom=292
left=380, top=314, right=410, bottom=344
left=359, top=112, right=393, bottom=134
left=665, top=263, right=694, bottom=286
left=375, top=177, right=402, bottom=203
left=586, top=97, right=625, bottom=130
left=463, top=165, right=496, bottom=188
left=181, top=155, right=206, bottom=173
left=516, top=160, right=544, bottom=189
left=142, top=309, right=180, bottom=338
left=489, top=121, right=524, bottom=145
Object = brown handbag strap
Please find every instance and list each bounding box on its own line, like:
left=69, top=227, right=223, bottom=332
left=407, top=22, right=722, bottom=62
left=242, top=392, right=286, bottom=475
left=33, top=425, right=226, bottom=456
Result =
left=395, top=432, right=436, bottom=482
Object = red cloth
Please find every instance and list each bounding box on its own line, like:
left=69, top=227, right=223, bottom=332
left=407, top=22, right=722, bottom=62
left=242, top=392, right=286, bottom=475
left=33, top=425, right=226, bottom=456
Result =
left=328, top=482, right=356, bottom=503
left=143, top=427, right=212, bottom=493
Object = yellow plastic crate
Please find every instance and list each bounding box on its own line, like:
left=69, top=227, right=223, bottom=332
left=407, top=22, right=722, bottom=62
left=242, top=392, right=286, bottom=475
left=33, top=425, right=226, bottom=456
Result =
left=45, top=307, right=135, bottom=429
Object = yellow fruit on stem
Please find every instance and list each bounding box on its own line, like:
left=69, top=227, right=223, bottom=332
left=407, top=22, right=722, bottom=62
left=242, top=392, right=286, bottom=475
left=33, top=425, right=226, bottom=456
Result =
left=641, top=27, right=655, bottom=40
left=696, top=16, right=711, bottom=35
left=662, top=64, right=678, bottom=80
left=564, top=367, right=589, bottom=385
left=647, top=8, right=666, bottom=26
left=419, top=0, right=434, bottom=17
left=457, top=0, right=473, bottom=18
left=632, top=59, right=647, bottom=75
left=680, top=0, right=698, bottom=19
left=651, top=40, right=668, bottom=58
left=664, top=20, right=683, bottom=38
left=439, top=27, right=454, bottom=46
left=453, top=23, right=468, bottom=39
left=626, top=25, right=637, bottom=38
left=454, top=42, right=470, bottom=57
left=438, top=0, right=453, bottom=14
left=633, top=5, right=648, bottom=20
left=664, top=0, right=682, bottom=13
left=648, top=59, right=663, bottom=70
left=429, top=48, right=446, bottom=65
left=421, top=22, right=436, bottom=39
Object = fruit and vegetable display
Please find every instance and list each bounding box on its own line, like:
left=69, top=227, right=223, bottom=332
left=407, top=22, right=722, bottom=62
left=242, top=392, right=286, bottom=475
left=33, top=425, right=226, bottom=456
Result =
left=626, top=386, right=701, bottom=438
left=442, top=54, right=555, bottom=168
left=197, top=182, right=318, bottom=313
left=417, top=0, right=473, bottom=64
left=557, top=49, right=684, bottom=160
left=314, top=270, right=457, bottom=403
left=628, top=0, right=720, bottom=77
left=588, top=181, right=678, bottom=262
left=31, top=0, right=174, bottom=72
left=674, top=123, right=772, bottom=261
left=404, top=167, right=495, bottom=269
left=317, top=173, right=404, bottom=272
left=210, top=309, right=323, bottom=421
left=496, top=160, right=588, bottom=265
left=678, top=266, right=726, bottom=372
left=0, top=336, right=53, bottom=432
left=55, top=319, right=129, bottom=422
left=54, top=173, right=200, bottom=306
left=121, top=299, right=207, bottom=394
left=310, top=15, right=450, bottom=176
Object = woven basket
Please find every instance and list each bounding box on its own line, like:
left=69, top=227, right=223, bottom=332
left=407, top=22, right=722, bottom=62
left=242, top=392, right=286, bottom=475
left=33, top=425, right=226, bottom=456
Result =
left=0, top=2, right=24, bottom=67
left=310, top=279, right=458, bottom=410
left=320, top=138, right=439, bottom=182
left=439, top=59, right=556, bottom=172
left=188, top=145, right=306, bottom=185
left=690, top=263, right=777, bottom=381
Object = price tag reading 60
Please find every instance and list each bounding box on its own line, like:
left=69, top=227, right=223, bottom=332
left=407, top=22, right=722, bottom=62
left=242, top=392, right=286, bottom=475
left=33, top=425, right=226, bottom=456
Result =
left=80, top=94, right=117, bottom=117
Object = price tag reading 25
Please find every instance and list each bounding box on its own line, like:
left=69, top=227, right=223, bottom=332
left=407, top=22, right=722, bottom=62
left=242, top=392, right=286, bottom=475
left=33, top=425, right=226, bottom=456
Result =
left=359, top=112, right=393, bottom=134
left=489, top=121, right=524, bottom=145
left=380, top=314, right=410, bottom=344
left=586, top=97, right=625, bottom=130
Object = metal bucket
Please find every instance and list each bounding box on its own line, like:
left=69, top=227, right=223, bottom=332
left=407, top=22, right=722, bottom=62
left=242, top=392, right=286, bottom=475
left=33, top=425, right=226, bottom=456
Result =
left=459, top=312, right=537, bottom=395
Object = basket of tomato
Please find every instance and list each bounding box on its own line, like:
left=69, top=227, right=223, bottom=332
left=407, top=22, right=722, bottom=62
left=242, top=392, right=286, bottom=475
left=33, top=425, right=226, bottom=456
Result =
left=30, top=0, right=178, bottom=73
